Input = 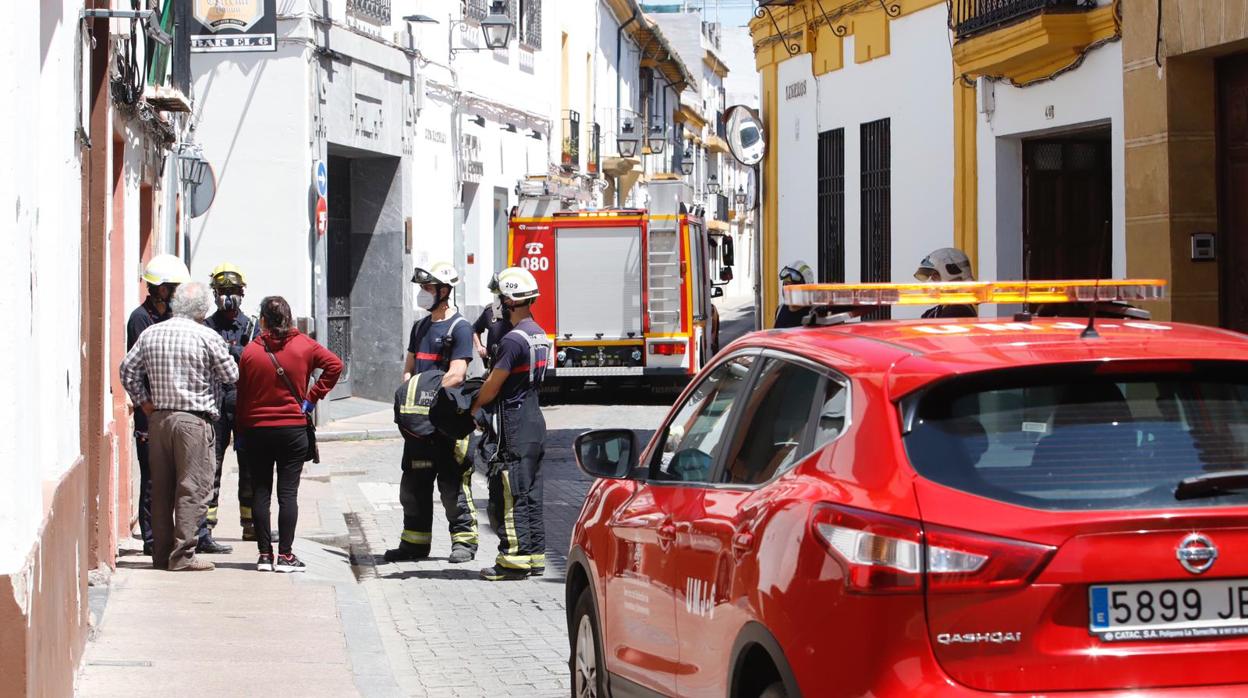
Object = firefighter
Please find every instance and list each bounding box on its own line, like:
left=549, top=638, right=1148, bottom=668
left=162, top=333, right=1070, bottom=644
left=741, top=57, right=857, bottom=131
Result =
left=914, top=248, right=978, bottom=319
left=472, top=272, right=512, bottom=369
left=385, top=262, right=479, bottom=564
left=126, top=254, right=191, bottom=556
left=202, top=263, right=258, bottom=549
left=471, top=267, right=552, bottom=581
left=774, top=260, right=814, bottom=328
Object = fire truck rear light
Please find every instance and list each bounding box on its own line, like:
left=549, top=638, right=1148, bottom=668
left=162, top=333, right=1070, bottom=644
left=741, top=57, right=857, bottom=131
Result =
left=783, top=280, right=1167, bottom=308
left=649, top=342, right=686, bottom=356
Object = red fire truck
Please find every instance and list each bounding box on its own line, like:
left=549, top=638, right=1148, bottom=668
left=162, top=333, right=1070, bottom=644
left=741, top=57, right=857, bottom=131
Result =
left=508, top=179, right=733, bottom=392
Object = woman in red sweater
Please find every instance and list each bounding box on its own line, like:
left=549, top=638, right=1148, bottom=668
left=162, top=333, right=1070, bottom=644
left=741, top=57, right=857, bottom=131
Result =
left=236, top=296, right=342, bottom=572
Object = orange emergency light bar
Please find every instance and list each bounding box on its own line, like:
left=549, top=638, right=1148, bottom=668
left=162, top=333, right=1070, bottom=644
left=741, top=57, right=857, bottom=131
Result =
left=782, top=279, right=1167, bottom=308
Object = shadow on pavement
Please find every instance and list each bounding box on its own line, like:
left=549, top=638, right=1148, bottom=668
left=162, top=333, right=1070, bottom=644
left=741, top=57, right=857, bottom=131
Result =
left=378, top=567, right=482, bottom=581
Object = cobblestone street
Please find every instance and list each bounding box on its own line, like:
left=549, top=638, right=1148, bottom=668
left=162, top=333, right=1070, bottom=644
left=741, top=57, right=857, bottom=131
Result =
left=320, top=397, right=667, bottom=697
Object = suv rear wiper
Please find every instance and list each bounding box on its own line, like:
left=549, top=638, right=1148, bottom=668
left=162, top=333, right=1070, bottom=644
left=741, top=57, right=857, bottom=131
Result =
left=1174, top=470, right=1248, bottom=501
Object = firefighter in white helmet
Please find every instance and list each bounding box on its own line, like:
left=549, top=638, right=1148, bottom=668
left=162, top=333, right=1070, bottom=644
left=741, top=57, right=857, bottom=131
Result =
left=126, top=254, right=192, bottom=557
left=774, top=260, right=814, bottom=328
left=471, top=267, right=553, bottom=581
left=386, top=262, right=479, bottom=563
left=914, top=247, right=978, bottom=319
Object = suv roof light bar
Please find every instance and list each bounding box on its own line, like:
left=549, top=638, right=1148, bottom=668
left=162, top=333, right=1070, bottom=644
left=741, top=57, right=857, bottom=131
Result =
left=783, top=280, right=1167, bottom=309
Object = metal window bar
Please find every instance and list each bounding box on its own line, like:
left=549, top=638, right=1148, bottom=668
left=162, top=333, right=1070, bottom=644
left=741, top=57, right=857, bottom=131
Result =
left=860, top=119, right=891, bottom=319
left=587, top=123, right=601, bottom=176
left=562, top=110, right=580, bottom=172
left=464, top=0, right=488, bottom=22
left=950, top=0, right=1090, bottom=39
left=716, top=194, right=729, bottom=223
left=347, top=0, right=391, bottom=24
left=817, top=128, right=846, bottom=283
left=522, top=0, right=542, bottom=49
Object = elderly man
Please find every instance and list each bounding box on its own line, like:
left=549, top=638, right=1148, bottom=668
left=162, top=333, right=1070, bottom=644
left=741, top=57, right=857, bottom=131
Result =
left=120, top=282, right=239, bottom=571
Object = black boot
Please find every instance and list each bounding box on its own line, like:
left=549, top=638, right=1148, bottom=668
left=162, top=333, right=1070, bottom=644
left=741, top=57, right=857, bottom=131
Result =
left=196, top=535, right=234, bottom=555
left=448, top=544, right=475, bottom=564
left=383, top=542, right=430, bottom=563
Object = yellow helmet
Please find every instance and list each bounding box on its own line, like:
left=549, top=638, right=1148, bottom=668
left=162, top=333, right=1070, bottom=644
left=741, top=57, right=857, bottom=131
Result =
left=142, top=254, right=192, bottom=286
left=210, top=262, right=247, bottom=289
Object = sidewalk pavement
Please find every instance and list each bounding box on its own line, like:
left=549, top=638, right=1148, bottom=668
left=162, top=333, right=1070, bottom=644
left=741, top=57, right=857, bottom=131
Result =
left=716, top=294, right=757, bottom=348
left=76, top=452, right=400, bottom=698
left=319, top=397, right=397, bottom=442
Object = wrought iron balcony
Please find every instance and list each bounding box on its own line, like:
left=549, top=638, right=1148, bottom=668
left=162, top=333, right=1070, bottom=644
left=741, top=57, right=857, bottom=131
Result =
left=951, top=0, right=1095, bottom=39
left=587, top=123, right=601, bottom=177
left=561, top=110, right=580, bottom=173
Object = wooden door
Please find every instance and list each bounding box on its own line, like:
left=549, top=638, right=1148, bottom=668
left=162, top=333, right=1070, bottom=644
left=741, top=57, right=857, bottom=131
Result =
left=1217, top=55, right=1248, bottom=333
left=1023, top=133, right=1112, bottom=280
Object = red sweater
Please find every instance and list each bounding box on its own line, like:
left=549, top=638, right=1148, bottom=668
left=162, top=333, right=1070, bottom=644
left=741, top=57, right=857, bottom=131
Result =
left=236, top=330, right=343, bottom=429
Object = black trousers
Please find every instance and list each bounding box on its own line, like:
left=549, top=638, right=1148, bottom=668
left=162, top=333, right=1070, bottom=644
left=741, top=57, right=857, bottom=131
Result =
left=134, top=433, right=153, bottom=545
left=488, top=441, right=545, bottom=571
left=196, top=410, right=233, bottom=539
left=398, top=435, right=478, bottom=552
left=239, top=426, right=307, bottom=555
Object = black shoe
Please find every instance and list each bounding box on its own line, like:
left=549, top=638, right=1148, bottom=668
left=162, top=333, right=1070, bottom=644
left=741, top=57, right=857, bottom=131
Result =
left=383, top=542, right=430, bottom=563
left=274, top=554, right=306, bottom=573
left=480, top=565, right=530, bottom=581
left=256, top=553, right=274, bottom=572
left=448, top=545, right=475, bottom=564
left=528, top=566, right=545, bottom=577
left=196, top=537, right=234, bottom=555
left=142, top=542, right=154, bottom=556
left=241, top=521, right=256, bottom=542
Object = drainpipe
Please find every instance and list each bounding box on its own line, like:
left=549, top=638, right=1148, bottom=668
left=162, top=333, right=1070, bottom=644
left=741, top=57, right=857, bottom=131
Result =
left=615, top=6, right=638, bottom=207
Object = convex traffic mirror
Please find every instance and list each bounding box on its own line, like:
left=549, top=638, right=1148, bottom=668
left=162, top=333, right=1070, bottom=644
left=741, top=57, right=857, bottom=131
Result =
left=725, top=105, right=765, bottom=167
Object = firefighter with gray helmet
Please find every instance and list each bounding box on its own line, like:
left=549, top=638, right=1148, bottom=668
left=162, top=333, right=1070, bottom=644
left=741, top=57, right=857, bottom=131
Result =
left=915, top=247, right=978, bottom=319
left=470, top=266, right=552, bottom=581
left=386, top=262, right=479, bottom=564
left=126, top=254, right=191, bottom=557
left=774, top=260, right=814, bottom=328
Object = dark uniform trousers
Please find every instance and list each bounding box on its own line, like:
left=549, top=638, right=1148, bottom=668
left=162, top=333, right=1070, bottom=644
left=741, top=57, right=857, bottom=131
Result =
left=133, top=417, right=154, bottom=546
left=399, top=434, right=478, bottom=552
left=488, top=392, right=546, bottom=571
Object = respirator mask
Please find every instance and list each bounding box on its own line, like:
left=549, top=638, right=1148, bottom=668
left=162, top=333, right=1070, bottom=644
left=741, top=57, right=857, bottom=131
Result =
left=215, top=289, right=244, bottom=312
left=417, top=286, right=443, bottom=312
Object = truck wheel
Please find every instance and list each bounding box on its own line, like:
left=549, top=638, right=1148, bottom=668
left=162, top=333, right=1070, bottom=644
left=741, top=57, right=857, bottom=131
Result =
left=570, top=588, right=607, bottom=698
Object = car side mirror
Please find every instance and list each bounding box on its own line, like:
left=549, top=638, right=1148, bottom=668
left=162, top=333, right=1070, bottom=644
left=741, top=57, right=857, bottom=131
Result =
left=573, top=429, right=639, bottom=479
left=712, top=286, right=725, bottom=298
left=722, top=237, right=735, bottom=267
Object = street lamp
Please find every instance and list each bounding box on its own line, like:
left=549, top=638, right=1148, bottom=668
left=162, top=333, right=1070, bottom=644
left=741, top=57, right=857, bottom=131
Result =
left=618, top=117, right=639, bottom=158
left=707, top=173, right=721, bottom=195
left=647, top=123, right=666, bottom=154
left=735, top=185, right=747, bottom=209
left=480, top=2, right=514, bottom=50
left=680, top=143, right=695, bottom=176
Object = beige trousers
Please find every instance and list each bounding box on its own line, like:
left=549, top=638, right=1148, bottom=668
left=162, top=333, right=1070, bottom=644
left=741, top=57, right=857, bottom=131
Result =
left=147, top=411, right=215, bottom=570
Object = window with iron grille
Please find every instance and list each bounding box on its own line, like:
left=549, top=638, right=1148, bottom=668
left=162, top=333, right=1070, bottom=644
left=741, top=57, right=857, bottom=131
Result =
left=347, top=0, right=391, bottom=24
left=562, top=110, right=580, bottom=172
left=860, top=118, right=891, bottom=319
left=463, top=0, right=488, bottom=22
left=817, top=128, right=845, bottom=283
left=510, top=0, right=542, bottom=49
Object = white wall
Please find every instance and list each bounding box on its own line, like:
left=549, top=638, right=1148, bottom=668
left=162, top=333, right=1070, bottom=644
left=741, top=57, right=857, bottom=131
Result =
left=0, top=0, right=88, bottom=574
left=191, top=44, right=315, bottom=318
left=774, top=6, right=953, bottom=317
left=975, top=42, right=1125, bottom=282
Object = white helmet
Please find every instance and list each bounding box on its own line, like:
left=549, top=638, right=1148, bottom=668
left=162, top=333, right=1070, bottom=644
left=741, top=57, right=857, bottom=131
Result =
left=915, top=248, right=974, bottom=282
left=411, top=261, right=460, bottom=287
left=779, top=260, right=813, bottom=285
left=142, top=254, right=192, bottom=286
left=496, top=267, right=539, bottom=302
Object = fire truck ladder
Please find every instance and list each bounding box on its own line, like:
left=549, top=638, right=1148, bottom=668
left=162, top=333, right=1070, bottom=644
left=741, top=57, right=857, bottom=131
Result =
left=647, top=223, right=682, bottom=335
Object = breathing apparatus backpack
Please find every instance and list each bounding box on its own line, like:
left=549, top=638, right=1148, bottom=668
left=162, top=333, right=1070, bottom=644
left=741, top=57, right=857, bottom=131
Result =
left=393, top=314, right=468, bottom=439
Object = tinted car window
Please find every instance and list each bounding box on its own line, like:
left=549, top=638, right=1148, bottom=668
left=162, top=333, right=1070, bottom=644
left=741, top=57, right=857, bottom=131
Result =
left=904, top=363, right=1248, bottom=510
left=720, top=359, right=821, bottom=485
left=813, top=378, right=849, bottom=449
left=651, top=354, right=755, bottom=482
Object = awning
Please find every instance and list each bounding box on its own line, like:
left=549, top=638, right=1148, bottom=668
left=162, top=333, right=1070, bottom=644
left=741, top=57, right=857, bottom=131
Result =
left=674, top=104, right=707, bottom=131
left=632, top=15, right=694, bottom=91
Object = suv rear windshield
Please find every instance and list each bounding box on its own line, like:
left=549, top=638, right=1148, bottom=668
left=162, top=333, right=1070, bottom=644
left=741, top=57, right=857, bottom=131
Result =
left=903, top=362, right=1248, bottom=511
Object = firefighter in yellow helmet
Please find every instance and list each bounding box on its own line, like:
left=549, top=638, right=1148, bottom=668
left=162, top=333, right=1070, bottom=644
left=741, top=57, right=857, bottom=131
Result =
left=471, top=267, right=552, bottom=581
left=200, top=263, right=259, bottom=549
left=126, top=254, right=191, bottom=557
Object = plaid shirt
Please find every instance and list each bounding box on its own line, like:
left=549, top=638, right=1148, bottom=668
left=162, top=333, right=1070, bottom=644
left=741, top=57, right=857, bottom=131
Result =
left=120, top=317, right=239, bottom=419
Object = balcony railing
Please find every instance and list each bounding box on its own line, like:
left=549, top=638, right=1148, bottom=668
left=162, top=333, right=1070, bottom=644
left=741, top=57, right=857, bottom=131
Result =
left=587, top=123, right=601, bottom=177
left=950, top=0, right=1093, bottom=39
left=463, top=0, right=488, bottom=23
left=562, top=110, right=581, bottom=172
left=716, top=194, right=729, bottom=223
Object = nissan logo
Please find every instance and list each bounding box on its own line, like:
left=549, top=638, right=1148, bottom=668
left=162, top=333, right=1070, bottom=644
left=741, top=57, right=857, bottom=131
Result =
left=1176, top=533, right=1218, bottom=574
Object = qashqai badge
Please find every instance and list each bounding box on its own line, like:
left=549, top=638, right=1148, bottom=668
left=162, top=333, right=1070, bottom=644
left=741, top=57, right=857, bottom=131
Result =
left=1176, top=533, right=1218, bottom=575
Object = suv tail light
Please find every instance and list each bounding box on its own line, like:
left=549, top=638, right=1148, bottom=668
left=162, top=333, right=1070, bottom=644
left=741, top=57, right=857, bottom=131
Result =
left=811, top=504, right=1055, bottom=594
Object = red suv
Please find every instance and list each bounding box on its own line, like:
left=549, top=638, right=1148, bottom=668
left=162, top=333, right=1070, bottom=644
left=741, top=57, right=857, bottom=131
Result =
left=565, top=289, right=1248, bottom=697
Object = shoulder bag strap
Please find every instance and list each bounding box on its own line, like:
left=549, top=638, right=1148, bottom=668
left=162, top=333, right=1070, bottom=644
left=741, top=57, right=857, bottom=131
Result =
left=264, top=342, right=307, bottom=417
